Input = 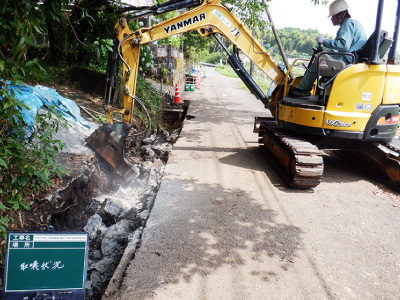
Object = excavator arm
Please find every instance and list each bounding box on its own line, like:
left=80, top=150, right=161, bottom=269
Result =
left=114, top=0, right=285, bottom=110
left=87, top=0, right=286, bottom=178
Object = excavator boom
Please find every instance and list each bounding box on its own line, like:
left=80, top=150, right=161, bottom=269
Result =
left=87, top=0, right=286, bottom=179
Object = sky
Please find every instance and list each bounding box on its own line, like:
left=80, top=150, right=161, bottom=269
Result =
left=267, top=0, right=398, bottom=38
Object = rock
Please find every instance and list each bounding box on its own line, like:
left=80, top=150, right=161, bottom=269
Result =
left=150, top=144, right=172, bottom=160
left=88, top=270, right=109, bottom=298
left=140, top=160, right=153, bottom=182
left=84, top=214, right=107, bottom=241
left=85, top=280, right=92, bottom=290
left=93, top=256, right=117, bottom=275
left=141, top=145, right=156, bottom=161
left=156, top=135, right=166, bottom=143
left=170, top=128, right=180, bottom=143
left=161, top=129, right=172, bottom=142
left=119, top=208, right=140, bottom=226
left=93, top=250, right=103, bottom=259
left=101, top=220, right=131, bottom=256
left=142, top=133, right=156, bottom=145
left=80, top=122, right=181, bottom=298
left=91, top=166, right=110, bottom=191
left=99, top=198, right=124, bottom=220
left=140, top=209, right=151, bottom=220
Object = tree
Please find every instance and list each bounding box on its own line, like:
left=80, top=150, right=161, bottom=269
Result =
left=0, top=0, right=70, bottom=239
left=42, top=0, right=120, bottom=66
left=0, top=1, right=64, bottom=81
left=223, top=0, right=270, bottom=33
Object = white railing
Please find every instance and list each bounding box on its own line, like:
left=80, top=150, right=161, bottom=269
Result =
left=199, top=62, right=216, bottom=67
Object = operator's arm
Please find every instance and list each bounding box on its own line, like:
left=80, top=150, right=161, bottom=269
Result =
left=322, top=18, right=367, bottom=52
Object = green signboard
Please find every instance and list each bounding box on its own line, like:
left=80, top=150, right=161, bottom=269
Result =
left=3, top=232, right=88, bottom=295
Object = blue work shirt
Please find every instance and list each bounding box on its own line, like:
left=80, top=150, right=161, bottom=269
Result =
left=323, top=18, right=367, bottom=64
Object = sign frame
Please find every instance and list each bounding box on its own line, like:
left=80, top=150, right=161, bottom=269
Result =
left=2, top=231, right=89, bottom=300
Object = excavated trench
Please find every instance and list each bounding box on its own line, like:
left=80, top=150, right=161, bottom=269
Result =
left=0, top=95, right=189, bottom=299
left=79, top=100, right=189, bottom=299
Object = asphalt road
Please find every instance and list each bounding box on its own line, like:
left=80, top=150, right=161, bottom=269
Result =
left=109, top=67, right=400, bottom=300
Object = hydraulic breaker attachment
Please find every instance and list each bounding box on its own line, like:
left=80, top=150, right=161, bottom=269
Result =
left=86, top=123, right=137, bottom=180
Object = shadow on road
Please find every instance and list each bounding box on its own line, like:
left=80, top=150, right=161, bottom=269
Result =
left=120, top=176, right=305, bottom=299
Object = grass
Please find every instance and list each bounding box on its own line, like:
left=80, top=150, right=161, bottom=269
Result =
left=215, top=63, right=307, bottom=95
left=215, top=64, right=273, bottom=94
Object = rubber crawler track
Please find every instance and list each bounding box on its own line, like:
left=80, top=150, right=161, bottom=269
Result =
left=257, top=117, right=324, bottom=188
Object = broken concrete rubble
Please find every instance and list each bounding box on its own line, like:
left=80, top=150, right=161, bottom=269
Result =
left=52, top=112, right=184, bottom=299
left=82, top=136, right=174, bottom=299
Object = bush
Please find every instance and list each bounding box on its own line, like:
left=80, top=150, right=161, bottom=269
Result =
left=203, top=52, right=222, bottom=65
left=134, top=76, right=161, bottom=132
left=0, top=86, right=68, bottom=239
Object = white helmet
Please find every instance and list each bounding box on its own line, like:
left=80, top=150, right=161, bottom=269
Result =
left=328, top=0, right=349, bottom=17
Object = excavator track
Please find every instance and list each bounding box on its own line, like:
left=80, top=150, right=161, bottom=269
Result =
left=380, top=137, right=400, bottom=182
left=354, top=135, right=400, bottom=183
left=254, top=117, right=324, bottom=188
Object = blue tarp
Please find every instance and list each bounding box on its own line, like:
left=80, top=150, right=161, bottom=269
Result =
left=32, top=85, right=90, bottom=128
left=4, top=83, right=91, bottom=136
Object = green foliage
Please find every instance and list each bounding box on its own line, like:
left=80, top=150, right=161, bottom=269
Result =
left=0, top=1, right=45, bottom=62
left=182, top=31, right=213, bottom=63
left=41, top=0, right=121, bottom=68
left=139, top=45, right=154, bottom=75
left=0, top=1, right=62, bottom=84
left=158, top=36, right=181, bottom=48
left=223, top=0, right=270, bottom=33
left=215, top=65, right=238, bottom=78
left=0, top=217, right=8, bottom=239
left=199, top=51, right=222, bottom=65
left=134, top=76, right=161, bottom=131
left=93, top=38, right=114, bottom=60
left=95, top=114, right=107, bottom=124
left=0, top=86, right=69, bottom=238
left=0, top=0, right=70, bottom=240
left=262, top=27, right=330, bottom=57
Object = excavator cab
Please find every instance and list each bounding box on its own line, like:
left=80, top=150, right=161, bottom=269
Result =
left=314, top=30, right=394, bottom=105
left=261, top=0, right=400, bottom=187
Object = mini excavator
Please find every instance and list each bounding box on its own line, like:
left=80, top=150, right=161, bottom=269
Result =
left=87, top=0, right=400, bottom=188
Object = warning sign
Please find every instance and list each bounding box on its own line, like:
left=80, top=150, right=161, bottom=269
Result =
left=319, top=60, right=329, bottom=68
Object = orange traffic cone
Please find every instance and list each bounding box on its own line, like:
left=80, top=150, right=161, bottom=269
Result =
left=195, top=76, right=199, bottom=89
left=174, top=84, right=182, bottom=104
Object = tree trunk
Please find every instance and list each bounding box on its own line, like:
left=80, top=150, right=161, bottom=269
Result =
left=46, top=15, right=67, bottom=64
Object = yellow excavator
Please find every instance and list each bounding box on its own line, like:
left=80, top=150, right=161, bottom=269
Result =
left=87, top=0, right=400, bottom=188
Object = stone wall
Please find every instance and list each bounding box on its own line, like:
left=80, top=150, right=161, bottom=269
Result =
left=148, top=44, right=185, bottom=86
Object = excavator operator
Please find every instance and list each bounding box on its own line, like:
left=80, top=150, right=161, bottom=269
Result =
left=289, top=0, right=367, bottom=97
